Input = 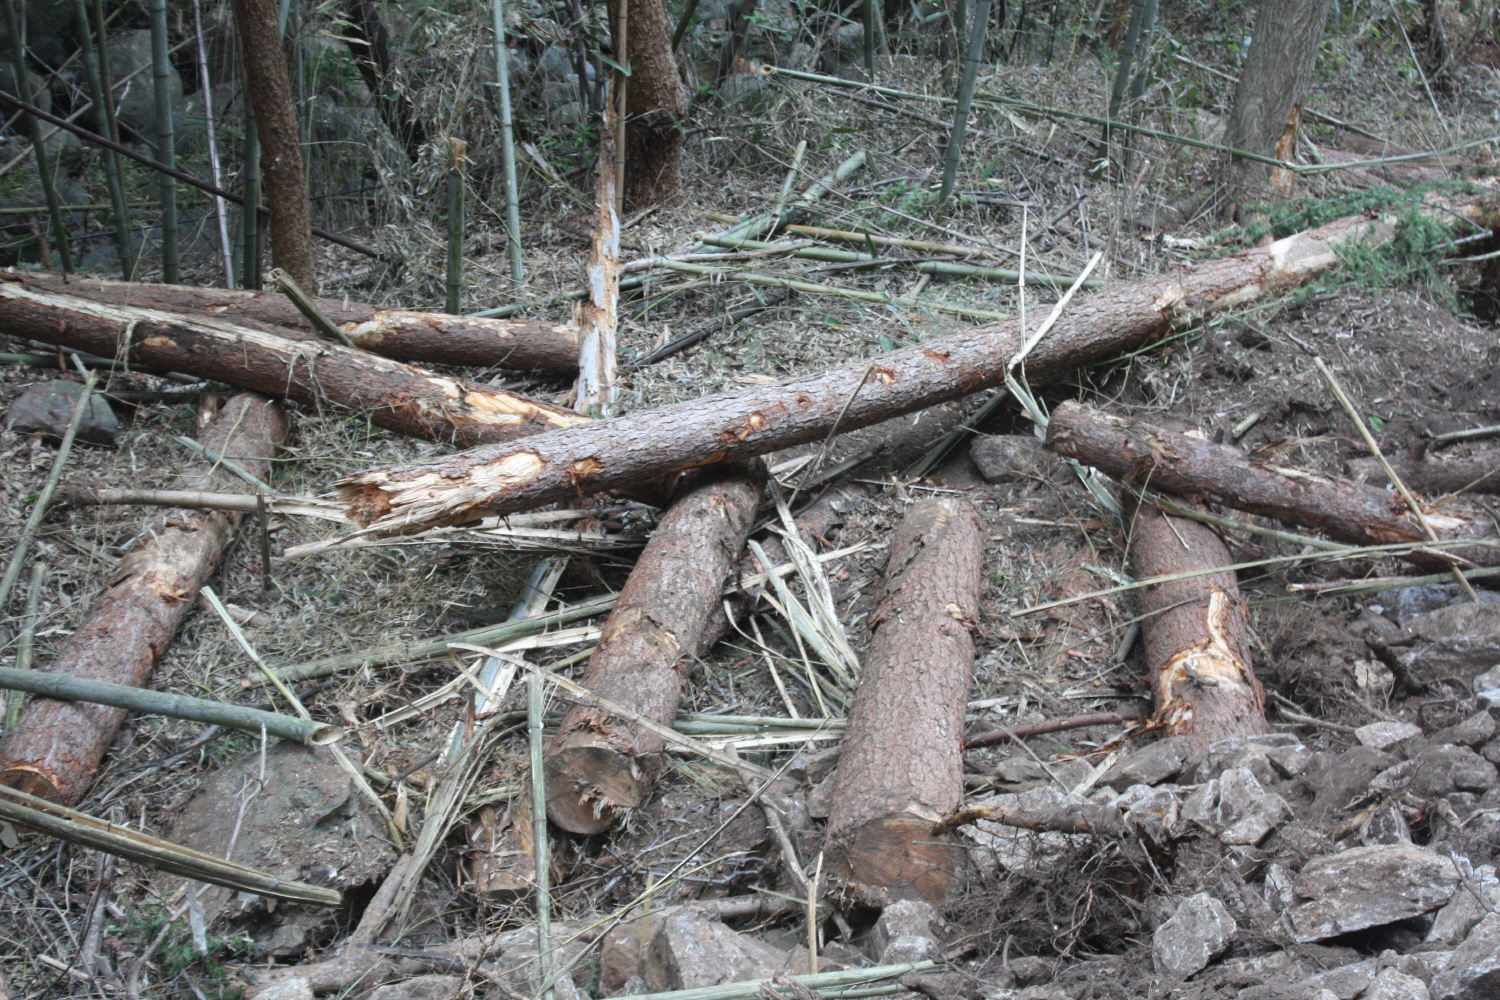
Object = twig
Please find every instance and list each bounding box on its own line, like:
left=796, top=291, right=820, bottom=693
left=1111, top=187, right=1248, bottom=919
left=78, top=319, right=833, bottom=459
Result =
left=622, top=289, right=790, bottom=369
left=60, top=487, right=347, bottom=521
left=270, top=268, right=358, bottom=349
left=964, top=710, right=1136, bottom=749
left=939, top=0, right=991, bottom=205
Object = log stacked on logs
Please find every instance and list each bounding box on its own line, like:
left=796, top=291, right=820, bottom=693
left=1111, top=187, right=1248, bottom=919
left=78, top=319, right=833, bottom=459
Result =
left=544, top=463, right=763, bottom=835
left=824, top=498, right=983, bottom=907
left=14, top=273, right=581, bottom=373
left=0, top=394, right=288, bottom=804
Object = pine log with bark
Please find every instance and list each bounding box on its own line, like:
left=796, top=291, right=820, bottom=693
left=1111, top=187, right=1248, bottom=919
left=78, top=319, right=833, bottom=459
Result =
left=0, top=394, right=287, bottom=804
left=1347, top=448, right=1500, bottom=496
left=609, top=0, right=687, bottom=208
left=544, top=463, right=762, bottom=834
left=1045, top=401, right=1500, bottom=570
left=232, top=0, right=316, bottom=288
left=15, top=273, right=580, bottom=373
left=1126, top=495, right=1268, bottom=757
left=336, top=191, right=1500, bottom=533
left=0, top=280, right=585, bottom=448
left=824, top=498, right=983, bottom=907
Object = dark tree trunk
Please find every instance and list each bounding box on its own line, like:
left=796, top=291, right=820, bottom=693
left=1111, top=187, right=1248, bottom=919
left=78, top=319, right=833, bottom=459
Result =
left=339, top=0, right=428, bottom=160
left=1220, top=0, right=1332, bottom=215
left=609, top=0, right=687, bottom=209
left=0, top=395, right=287, bottom=804
left=232, top=0, right=317, bottom=289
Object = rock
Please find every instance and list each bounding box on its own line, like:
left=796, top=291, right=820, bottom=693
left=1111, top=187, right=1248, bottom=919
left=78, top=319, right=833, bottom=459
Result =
left=1428, top=869, right=1500, bottom=945
left=643, top=912, right=789, bottom=991
left=1214, top=766, right=1293, bottom=845
left=250, top=978, right=312, bottom=1000
left=599, top=912, right=670, bottom=995
left=4, top=380, right=118, bottom=445
left=1192, top=733, right=1304, bottom=785
left=1475, top=666, right=1500, bottom=710
left=1357, top=722, right=1424, bottom=750
left=1006, top=957, right=1056, bottom=987
left=1268, top=742, right=1314, bottom=778
left=1153, top=893, right=1237, bottom=978
left=1102, top=736, right=1194, bottom=789
left=106, top=30, right=186, bottom=143
left=488, top=924, right=591, bottom=1000
left=366, top=976, right=462, bottom=1000
left=1296, top=958, right=1377, bottom=999
left=1430, top=912, right=1500, bottom=999
left=1377, top=602, right=1500, bottom=691
left=1362, top=968, right=1430, bottom=1000
left=1390, top=585, right=1471, bottom=623
left=970, top=435, right=1061, bottom=484
left=1433, top=712, right=1497, bottom=749
left=1308, top=747, right=1398, bottom=822
left=1114, top=784, right=1181, bottom=845
left=1375, top=745, right=1500, bottom=798
left=901, top=972, right=985, bottom=1000
left=1284, top=845, right=1462, bottom=943
left=869, top=898, right=939, bottom=964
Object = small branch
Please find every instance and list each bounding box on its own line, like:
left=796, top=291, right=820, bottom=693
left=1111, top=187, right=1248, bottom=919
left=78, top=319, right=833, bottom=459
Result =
left=964, top=710, right=1136, bottom=749
left=270, top=268, right=358, bottom=349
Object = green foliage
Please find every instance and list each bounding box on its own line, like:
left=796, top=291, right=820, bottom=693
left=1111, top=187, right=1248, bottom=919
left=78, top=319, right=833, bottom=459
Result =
left=109, top=904, right=254, bottom=997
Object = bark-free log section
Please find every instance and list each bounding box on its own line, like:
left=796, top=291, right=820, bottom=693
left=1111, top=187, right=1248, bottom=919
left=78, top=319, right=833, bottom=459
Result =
left=0, top=394, right=287, bottom=804
left=0, top=280, right=585, bottom=449
left=1127, top=496, right=1268, bottom=757
left=544, top=464, right=762, bottom=835
left=824, top=498, right=983, bottom=907
left=1046, top=402, right=1500, bottom=570
left=338, top=189, right=1500, bottom=532
left=17, top=273, right=580, bottom=373
left=1348, top=448, right=1500, bottom=496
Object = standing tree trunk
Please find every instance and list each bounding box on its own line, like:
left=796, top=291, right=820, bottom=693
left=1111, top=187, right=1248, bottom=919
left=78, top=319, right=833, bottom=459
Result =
left=1220, top=0, right=1332, bottom=216
left=231, top=0, right=316, bottom=289
left=609, top=0, right=687, bottom=209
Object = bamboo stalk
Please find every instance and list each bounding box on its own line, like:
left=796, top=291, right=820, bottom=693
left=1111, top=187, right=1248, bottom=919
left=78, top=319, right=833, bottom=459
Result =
left=769, top=140, right=807, bottom=228
left=0, top=667, right=342, bottom=745
left=193, top=0, right=234, bottom=287
left=528, top=668, right=554, bottom=1000
left=3, top=0, right=71, bottom=272
left=3, top=563, right=45, bottom=732
left=491, top=0, right=524, bottom=282
left=939, top=0, right=990, bottom=205
left=149, top=0, right=178, bottom=282
left=611, top=962, right=937, bottom=1000
left=72, top=0, right=133, bottom=279
left=61, top=487, right=348, bottom=521
left=268, top=267, right=356, bottom=348
left=862, top=0, right=875, bottom=77
left=0, top=350, right=196, bottom=381
left=446, top=138, right=467, bottom=314
left=670, top=0, right=701, bottom=49
left=0, top=783, right=342, bottom=905
left=242, top=92, right=261, bottom=288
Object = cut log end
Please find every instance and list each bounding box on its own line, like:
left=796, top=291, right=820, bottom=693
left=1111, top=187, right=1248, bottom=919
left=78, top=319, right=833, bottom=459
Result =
left=543, top=745, right=647, bottom=835
left=0, top=764, right=62, bottom=803
left=828, top=812, right=968, bottom=908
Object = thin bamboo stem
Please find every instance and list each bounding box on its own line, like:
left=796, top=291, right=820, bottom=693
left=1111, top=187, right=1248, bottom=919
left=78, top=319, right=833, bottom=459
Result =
left=4, top=563, right=45, bottom=731
left=149, top=0, right=178, bottom=282
left=4, top=0, right=71, bottom=272
left=491, top=0, right=524, bottom=282
left=193, top=0, right=234, bottom=287
left=862, top=0, right=875, bottom=77
left=939, top=0, right=990, bottom=205
left=528, top=668, right=554, bottom=1000
left=769, top=140, right=807, bottom=228
left=446, top=139, right=467, bottom=314
left=670, top=0, right=701, bottom=49
left=62, top=487, right=347, bottom=521
left=73, top=0, right=132, bottom=279
left=268, top=267, right=357, bottom=348
left=0, top=350, right=197, bottom=382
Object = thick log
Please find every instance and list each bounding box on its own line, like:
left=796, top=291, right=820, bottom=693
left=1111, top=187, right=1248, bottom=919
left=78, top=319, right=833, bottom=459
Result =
left=0, top=280, right=586, bottom=448
left=0, top=394, right=288, bottom=804
left=1347, top=448, right=1500, bottom=496
left=16, top=273, right=581, bottom=373
left=1045, top=401, right=1500, bottom=569
left=543, top=463, right=762, bottom=834
left=1126, top=495, right=1268, bottom=757
left=824, top=498, right=983, bottom=907
left=336, top=191, right=1500, bottom=532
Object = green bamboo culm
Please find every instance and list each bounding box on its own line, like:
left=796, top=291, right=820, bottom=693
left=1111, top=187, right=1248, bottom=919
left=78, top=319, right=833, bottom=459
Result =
left=3, top=0, right=72, bottom=272
left=445, top=137, right=467, bottom=314
left=92, top=0, right=133, bottom=278
left=1099, top=0, right=1156, bottom=177
left=242, top=96, right=262, bottom=289
left=491, top=0, right=524, bottom=281
left=938, top=0, right=990, bottom=206
left=3, top=562, right=46, bottom=733
left=73, top=0, right=132, bottom=279
left=670, top=0, right=701, bottom=50
left=148, top=0, right=178, bottom=282
left=862, top=0, right=876, bottom=77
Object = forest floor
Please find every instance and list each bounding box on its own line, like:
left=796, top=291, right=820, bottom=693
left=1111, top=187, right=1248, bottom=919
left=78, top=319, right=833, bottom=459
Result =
left=5, top=7, right=1500, bottom=1000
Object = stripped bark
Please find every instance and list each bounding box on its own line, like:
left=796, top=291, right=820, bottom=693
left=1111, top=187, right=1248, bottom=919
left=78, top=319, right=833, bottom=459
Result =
left=575, top=96, right=620, bottom=416
left=1125, top=495, right=1268, bottom=757
left=17, top=273, right=580, bottom=373
left=1045, top=401, right=1500, bottom=570
left=0, top=395, right=287, bottom=804
left=544, top=463, right=762, bottom=835
left=336, top=190, right=1500, bottom=532
left=824, top=498, right=983, bottom=907
left=1347, top=448, right=1500, bottom=496
left=0, top=280, right=586, bottom=449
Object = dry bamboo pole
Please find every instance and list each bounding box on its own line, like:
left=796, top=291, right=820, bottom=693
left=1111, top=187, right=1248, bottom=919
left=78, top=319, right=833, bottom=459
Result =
left=269, top=266, right=357, bottom=348
left=3, top=0, right=71, bottom=272
left=528, top=668, right=554, bottom=1000
left=72, top=0, right=132, bottom=280
left=61, top=487, right=348, bottom=520
left=149, top=0, right=179, bottom=282
left=576, top=93, right=620, bottom=416
left=939, top=0, right=990, bottom=205
left=491, top=0, right=524, bottom=282
left=446, top=139, right=467, bottom=313
left=193, top=0, right=234, bottom=287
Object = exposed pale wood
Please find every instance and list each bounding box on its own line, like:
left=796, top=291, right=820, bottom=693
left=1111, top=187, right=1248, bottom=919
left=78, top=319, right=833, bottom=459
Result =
left=576, top=95, right=620, bottom=416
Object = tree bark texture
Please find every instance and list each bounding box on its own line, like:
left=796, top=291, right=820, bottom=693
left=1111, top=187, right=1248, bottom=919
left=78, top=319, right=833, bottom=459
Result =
left=1220, top=0, right=1332, bottom=212
left=1347, top=448, right=1500, bottom=497
left=0, top=281, right=586, bottom=448
left=338, top=0, right=427, bottom=161
left=0, top=394, right=287, bottom=804
left=543, top=464, right=762, bottom=834
left=608, top=0, right=687, bottom=208
left=824, top=498, right=983, bottom=907
left=1125, top=495, right=1268, bottom=758
left=232, top=0, right=316, bottom=288
left=336, top=190, right=1500, bottom=532
left=16, top=272, right=580, bottom=373
left=1045, top=401, right=1500, bottom=570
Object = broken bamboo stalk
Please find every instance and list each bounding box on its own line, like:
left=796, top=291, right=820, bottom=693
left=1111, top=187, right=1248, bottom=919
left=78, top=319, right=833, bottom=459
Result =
left=0, top=394, right=288, bottom=804
left=61, top=487, right=349, bottom=521
left=1045, top=401, right=1500, bottom=570
left=336, top=193, right=1500, bottom=533
left=13, top=272, right=581, bottom=373
left=543, top=463, right=763, bottom=834
left=0, top=281, right=586, bottom=448
left=1348, top=447, right=1500, bottom=496
left=824, top=498, right=983, bottom=907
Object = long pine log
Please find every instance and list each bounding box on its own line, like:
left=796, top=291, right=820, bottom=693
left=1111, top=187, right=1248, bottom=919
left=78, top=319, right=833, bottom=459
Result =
left=1347, top=448, right=1500, bottom=496
left=0, top=394, right=288, bottom=803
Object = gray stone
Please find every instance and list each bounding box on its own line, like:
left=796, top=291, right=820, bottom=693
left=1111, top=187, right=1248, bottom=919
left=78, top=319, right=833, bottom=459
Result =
left=1214, top=766, right=1292, bottom=845
left=992, top=757, right=1050, bottom=787
left=1191, top=733, right=1302, bottom=785
left=1384, top=745, right=1500, bottom=798
left=5, top=380, right=117, bottom=445
left=486, top=924, right=590, bottom=1000
left=1268, top=742, right=1315, bottom=778
left=366, top=976, right=462, bottom=1000
left=1430, top=913, right=1500, bottom=999
left=1362, top=968, right=1430, bottom=1000
left=1309, top=747, right=1399, bottom=822
left=1378, top=603, right=1500, bottom=690
left=643, top=912, right=789, bottom=991
left=1296, top=959, right=1377, bottom=1000
left=870, top=898, right=939, bottom=964
left=1391, top=585, right=1469, bottom=623
left=1476, top=666, right=1500, bottom=709
left=1428, top=870, right=1500, bottom=946
left=1114, top=784, right=1181, bottom=845
left=1285, top=845, right=1461, bottom=943
left=970, top=435, right=1061, bottom=484
left=1357, top=722, right=1424, bottom=750
left=1102, top=736, right=1194, bottom=789
left=1434, top=711, right=1498, bottom=749
left=1152, top=893, right=1237, bottom=978
left=106, top=30, right=186, bottom=144
left=1006, top=956, right=1055, bottom=987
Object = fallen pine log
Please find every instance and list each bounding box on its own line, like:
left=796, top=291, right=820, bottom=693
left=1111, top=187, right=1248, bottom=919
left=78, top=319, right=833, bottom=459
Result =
left=335, top=189, right=1500, bottom=532
left=544, top=463, right=763, bottom=834
left=1125, top=494, right=1269, bottom=757
left=824, top=497, right=983, bottom=907
left=0, top=280, right=586, bottom=448
left=0, top=393, right=288, bottom=804
left=1045, top=401, right=1500, bottom=570
left=14, top=273, right=581, bottom=373
left=1347, top=447, right=1500, bottom=496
